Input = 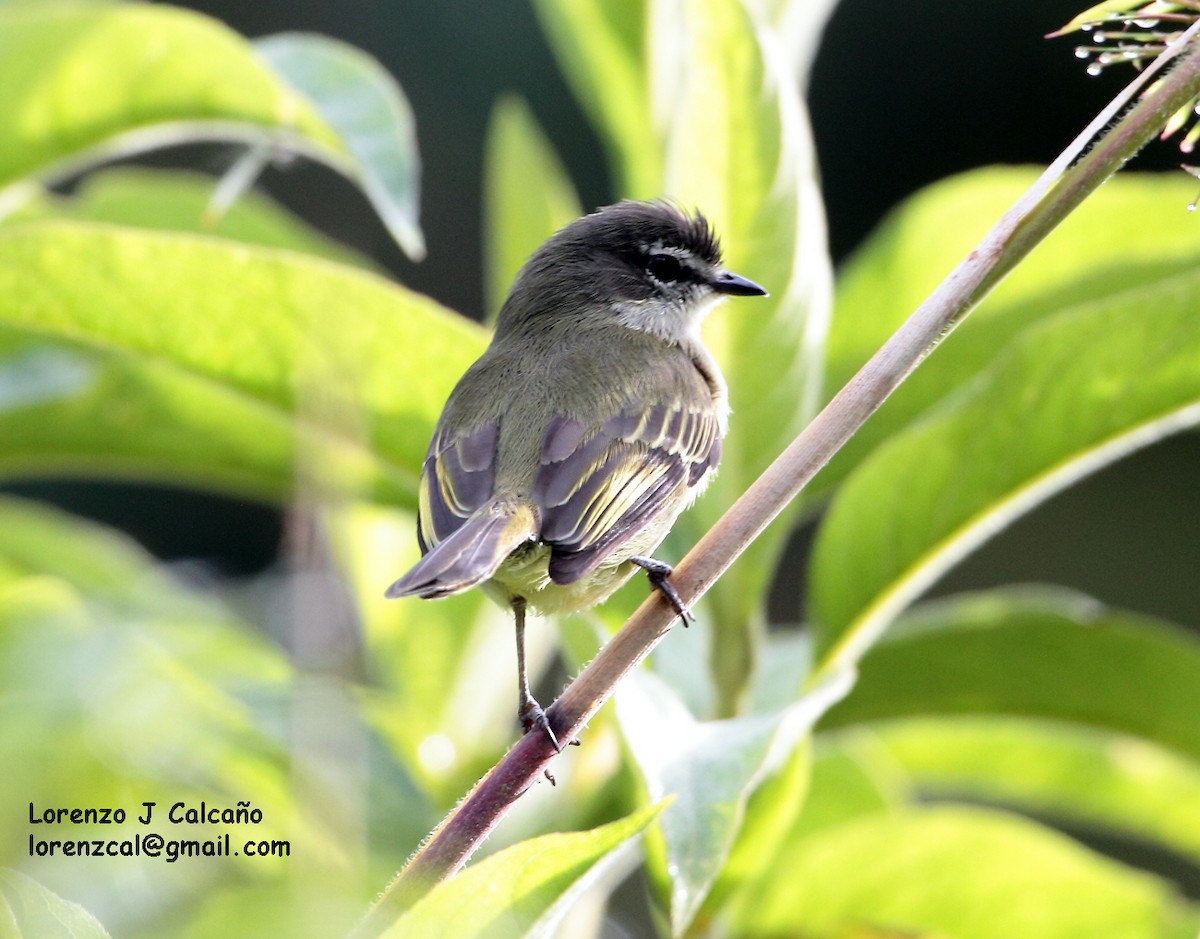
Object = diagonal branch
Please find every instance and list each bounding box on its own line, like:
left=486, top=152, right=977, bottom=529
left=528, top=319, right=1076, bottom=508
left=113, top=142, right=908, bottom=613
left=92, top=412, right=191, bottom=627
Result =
left=348, top=22, right=1200, bottom=938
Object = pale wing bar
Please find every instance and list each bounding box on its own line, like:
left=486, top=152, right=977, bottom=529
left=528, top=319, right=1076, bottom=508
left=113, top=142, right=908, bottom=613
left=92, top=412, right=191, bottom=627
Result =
left=416, top=421, right=500, bottom=552
left=534, top=403, right=720, bottom=585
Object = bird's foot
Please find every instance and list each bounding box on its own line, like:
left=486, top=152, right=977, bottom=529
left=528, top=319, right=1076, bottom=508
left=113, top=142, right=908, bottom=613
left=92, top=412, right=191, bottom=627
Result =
left=519, top=696, right=562, bottom=753
left=630, top=555, right=695, bottom=626
left=519, top=698, right=568, bottom=785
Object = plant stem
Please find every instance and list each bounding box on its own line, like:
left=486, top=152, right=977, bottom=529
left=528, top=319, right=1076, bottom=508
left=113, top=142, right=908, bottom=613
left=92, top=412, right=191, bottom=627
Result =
left=349, top=23, right=1200, bottom=938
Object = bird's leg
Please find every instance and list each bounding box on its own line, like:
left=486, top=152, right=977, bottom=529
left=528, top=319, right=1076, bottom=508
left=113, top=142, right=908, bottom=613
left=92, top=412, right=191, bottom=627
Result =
left=513, top=596, right=562, bottom=752
left=630, top=555, right=695, bottom=626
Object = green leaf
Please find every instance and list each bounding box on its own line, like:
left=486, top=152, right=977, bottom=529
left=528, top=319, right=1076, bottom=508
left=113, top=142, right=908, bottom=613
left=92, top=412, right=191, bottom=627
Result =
left=483, top=96, right=580, bottom=318
left=821, top=588, right=1200, bottom=765
left=0, top=221, right=484, bottom=504
left=4, top=167, right=370, bottom=267
left=532, top=0, right=658, bottom=197
left=742, top=0, right=842, bottom=80
left=0, top=499, right=352, bottom=926
left=732, top=806, right=1196, bottom=939
left=876, top=716, right=1200, bottom=870
left=254, top=32, right=424, bottom=259
left=0, top=3, right=339, bottom=198
left=797, top=732, right=911, bottom=834
left=0, top=495, right=293, bottom=786
left=816, top=168, right=1200, bottom=502
left=0, top=493, right=188, bottom=602
left=707, top=736, right=811, bottom=912
left=1048, top=1, right=1151, bottom=37
left=720, top=737, right=909, bottom=934
left=617, top=667, right=852, bottom=935
left=0, top=869, right=111, bottom=939
left=380, top=803, right=662, bottom=939
left=809, top=263, right=1200, bottom=666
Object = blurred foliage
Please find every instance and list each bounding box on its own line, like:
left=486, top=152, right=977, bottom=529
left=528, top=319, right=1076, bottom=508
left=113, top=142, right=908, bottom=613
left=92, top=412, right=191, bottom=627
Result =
left=1, top=1, right=1198, bottom=937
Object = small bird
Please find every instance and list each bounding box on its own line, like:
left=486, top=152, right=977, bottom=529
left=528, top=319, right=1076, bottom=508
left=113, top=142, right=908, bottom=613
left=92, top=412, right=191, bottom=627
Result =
left=386, top=201, right=766, bottom=748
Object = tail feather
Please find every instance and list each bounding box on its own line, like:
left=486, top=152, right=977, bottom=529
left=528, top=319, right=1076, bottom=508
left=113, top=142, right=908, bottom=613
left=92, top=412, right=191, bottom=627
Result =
left=386, top=508, right=534, bottom=600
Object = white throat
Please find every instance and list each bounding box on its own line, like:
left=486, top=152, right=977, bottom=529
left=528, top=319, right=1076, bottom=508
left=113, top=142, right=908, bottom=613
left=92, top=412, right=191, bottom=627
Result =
left=613, top=289, right=726, bottom=346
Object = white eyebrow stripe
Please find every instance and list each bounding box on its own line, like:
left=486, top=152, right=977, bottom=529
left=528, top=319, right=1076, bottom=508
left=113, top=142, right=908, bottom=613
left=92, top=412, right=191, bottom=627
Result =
left=638, top=240, right=692, bottom=259
left=638, top=241, right=709, bottom=281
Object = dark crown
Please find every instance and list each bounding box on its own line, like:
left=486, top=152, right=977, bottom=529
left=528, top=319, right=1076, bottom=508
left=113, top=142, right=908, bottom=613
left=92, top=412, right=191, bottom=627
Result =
left=551, top=200, right=722, bottom=266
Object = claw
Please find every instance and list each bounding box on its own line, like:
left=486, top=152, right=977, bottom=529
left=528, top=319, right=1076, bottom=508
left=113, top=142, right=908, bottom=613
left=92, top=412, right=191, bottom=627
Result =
left=630, top=555, right=695, bottom=626
left=519, top=699, right=561, bottom=784
left=519, top=698, right=563, bottom=752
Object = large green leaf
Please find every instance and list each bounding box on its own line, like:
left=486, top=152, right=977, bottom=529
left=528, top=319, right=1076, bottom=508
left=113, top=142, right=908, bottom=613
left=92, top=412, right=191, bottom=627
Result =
left=815, top=168, right=1200, bottom=501
left=0, top=499, right=356, bottom=931
left=0, top=869, right=111, bottom=939
left=787, top=731, right=909, bottom=837
left=532, top=0, right=658, bottom=197
left=875, top=717, right=1200, bottom=870
left=616, top=667, right=852, bottom=935
left=482, top=96, right=580, bottom=318
left=807, top=583, right=1200, bottom=873
left=541, top=0, right=834, bottom=517
left=254, top=32, right=424, bottom=259
left=0, top=2, right=338, bottom=195
left=0, top=222, right=485, bottom=504
left=0, top=495, right=294, bottom=800
left=821, top=589, right=1200, bottom=764
left=731, top=806, right=1197, bottom=939
left=0, top=4, right=424, bottom=258
left=650, top=0, right=831, bottom=532
left=378, top=804, right=661, bottom=939
left=809, top=265, right=1200, bottom=666
left=4, top=166, right=370, bottom=266
left=742, top=0, right=842, bottom=80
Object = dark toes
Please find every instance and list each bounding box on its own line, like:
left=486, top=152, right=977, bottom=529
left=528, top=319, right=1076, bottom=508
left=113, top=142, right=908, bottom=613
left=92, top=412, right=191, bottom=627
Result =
left=519, top=699, right=562, bottom=752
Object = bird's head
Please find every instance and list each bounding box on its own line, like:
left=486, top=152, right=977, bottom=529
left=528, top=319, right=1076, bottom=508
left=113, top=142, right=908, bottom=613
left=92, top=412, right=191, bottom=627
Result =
left=496, top=201, right=767, bottom=344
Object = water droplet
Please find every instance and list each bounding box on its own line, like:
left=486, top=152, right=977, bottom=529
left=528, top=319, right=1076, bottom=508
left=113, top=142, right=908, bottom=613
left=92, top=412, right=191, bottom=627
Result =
left=1086, top=62, right=1104, bottom=76
left=1098, top=52, right=1116, bottom=65
left=1187, top=199, right=1197, bottom=212
left=1133, top=18, right=1158, bottom=28
left=1122, top=49, right=1141, bottom=60
left=1094, top=31, right=1108, bottom=42
left=1074, top=46, right=1091, bottom=59
left=1081, top=22, right=1095, bottom=32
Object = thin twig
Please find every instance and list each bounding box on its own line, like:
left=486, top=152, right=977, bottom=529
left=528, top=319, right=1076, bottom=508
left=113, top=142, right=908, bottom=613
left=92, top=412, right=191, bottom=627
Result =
left=349, top=24, right=1200, bottom=938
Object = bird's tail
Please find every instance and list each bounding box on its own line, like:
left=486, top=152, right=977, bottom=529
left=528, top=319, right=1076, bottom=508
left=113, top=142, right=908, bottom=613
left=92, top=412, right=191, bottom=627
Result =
left=385, top=507, right=535, bottom=600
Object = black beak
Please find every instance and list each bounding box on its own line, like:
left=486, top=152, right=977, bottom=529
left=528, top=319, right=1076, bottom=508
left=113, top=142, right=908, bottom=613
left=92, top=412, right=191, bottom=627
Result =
left=711, top=269, right=768, bottom=297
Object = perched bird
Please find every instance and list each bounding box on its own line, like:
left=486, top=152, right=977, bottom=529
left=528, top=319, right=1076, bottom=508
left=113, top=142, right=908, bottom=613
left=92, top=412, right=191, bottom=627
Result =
left=386, top=201, right=766, bottom=747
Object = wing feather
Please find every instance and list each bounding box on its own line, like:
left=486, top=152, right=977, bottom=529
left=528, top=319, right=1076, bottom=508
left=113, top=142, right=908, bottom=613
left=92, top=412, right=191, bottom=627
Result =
left=416, top=421, right=500, bottom=552
left=534, top=390, right=722, bottom=585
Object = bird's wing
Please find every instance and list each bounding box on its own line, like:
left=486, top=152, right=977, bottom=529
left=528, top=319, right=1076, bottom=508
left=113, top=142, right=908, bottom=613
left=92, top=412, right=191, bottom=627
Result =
left=411, top=350, right=723, bottom=591
left=415, top=420, right=501, bottom=553
left=534, top=392, right=722, bottom=586
left=387, top=419, right=530, bottom=600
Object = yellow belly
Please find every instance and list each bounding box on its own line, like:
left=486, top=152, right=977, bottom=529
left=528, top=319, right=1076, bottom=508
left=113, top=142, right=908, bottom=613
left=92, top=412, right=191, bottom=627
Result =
left=483, top=544, right=633, bottom=615
left=484, top=509, right=677, bottom=615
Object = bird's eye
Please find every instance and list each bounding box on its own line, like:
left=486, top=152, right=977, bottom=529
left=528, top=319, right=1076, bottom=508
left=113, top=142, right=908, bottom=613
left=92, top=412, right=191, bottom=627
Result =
left=646, top=253, right=684, bottom=283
